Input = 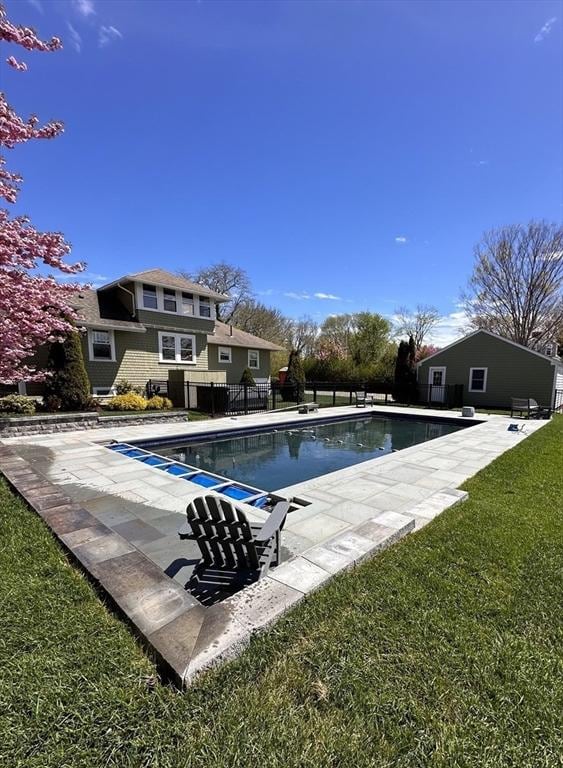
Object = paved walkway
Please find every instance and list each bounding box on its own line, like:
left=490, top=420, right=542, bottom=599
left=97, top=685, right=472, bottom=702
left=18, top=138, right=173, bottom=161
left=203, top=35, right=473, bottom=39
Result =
left=0, top=405, right=548, bottom=685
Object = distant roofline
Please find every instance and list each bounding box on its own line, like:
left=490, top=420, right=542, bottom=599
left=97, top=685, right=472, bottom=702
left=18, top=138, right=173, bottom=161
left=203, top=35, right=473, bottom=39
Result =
left=98, top=269, right=229, bottom=302
left=417, top=328, right=561, bottom=367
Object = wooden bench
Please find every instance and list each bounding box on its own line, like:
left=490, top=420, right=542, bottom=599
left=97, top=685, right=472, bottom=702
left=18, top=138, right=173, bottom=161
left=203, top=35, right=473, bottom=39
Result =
left=510, top=398, right=550, bottom=419
left=298, top=402, right=319, bottom=414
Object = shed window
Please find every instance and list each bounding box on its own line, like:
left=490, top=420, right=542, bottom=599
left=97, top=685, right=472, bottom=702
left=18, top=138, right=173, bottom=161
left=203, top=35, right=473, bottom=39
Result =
left=248, top=349, right=260, bottom=369
left=469, top=367, right=488, bottom=392
left=142, top=284, right=158, bottom=309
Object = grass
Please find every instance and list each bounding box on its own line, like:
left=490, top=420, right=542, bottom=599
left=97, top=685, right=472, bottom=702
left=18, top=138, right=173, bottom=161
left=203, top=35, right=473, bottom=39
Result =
left=1, top=417, right=562, bottom=767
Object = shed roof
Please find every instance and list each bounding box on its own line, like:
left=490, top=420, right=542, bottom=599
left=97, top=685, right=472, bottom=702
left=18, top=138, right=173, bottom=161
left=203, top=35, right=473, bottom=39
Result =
left=417, top=329, right=561, bottom=367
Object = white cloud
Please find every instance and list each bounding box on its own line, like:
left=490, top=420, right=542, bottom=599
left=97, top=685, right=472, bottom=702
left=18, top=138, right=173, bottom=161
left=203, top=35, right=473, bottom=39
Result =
left=314, top=292, right=341, bottom=300
left=99, top=25, right=123, bottom=47
left=74, top=0, right=96, bottom=17
left=66, top=22, right=82, bottom=53
left=284, top=291, right=311, bottom=300
left=27, top=0, right=43, bottom=13
left=473, top=159, right=489, bottom=167
left=425, top=309, right=470, bottom=347
left=61, top=271, right=108, bottom=287
left=534, top=17, right=557, bottom=43
left=395, top=236, right=407, bottom=244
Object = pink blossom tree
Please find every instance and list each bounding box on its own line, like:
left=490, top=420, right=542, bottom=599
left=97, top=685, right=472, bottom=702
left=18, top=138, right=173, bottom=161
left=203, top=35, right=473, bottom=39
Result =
left=0, top=4, right=84, bottom=384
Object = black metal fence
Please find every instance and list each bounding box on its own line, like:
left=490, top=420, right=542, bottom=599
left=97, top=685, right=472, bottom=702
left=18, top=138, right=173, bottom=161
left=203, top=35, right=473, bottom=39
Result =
left=419, top=384, right=464, bottom=409
left=150, top=378, right=466, bottom=416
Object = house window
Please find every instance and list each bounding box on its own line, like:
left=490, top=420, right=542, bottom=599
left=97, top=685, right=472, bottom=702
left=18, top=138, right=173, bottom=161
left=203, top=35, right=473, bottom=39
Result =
left=199, top=296, right=211, bottom=318
left=160, top=334, right=176, bottom=361
left=469, top=367, right=488, bottom=392
left=158, top=332, right=196, bottom=364
left=142, top=284, right=158, bottom=309
left=93, top=386, right=116, bottom=396
left=163, top=288, right=177, bottom=313
left=88, top=329, right=115, bottom=362
left=248, top=349, right=259, bottom=369
left=218, top=346, right=232, bottom=364
left=181, top=292, right=194, bottom=315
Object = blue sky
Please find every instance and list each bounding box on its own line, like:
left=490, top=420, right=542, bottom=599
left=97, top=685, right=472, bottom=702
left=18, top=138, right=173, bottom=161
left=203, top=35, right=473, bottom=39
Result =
left=4, top=0, right=562, bottom=344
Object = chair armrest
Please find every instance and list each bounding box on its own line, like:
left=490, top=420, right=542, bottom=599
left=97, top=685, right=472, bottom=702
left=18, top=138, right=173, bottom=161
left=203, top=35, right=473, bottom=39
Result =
left=255, top=501, right=290, bottom=544
left=178, top=521, right=192, bottom=539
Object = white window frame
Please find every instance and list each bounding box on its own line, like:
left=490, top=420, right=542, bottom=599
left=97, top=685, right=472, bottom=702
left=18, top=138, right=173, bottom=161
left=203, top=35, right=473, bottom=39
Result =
left=469, top=367, right=488, bottom=393
left=218, top=346, right=232, bottom=364
left=88, top=329, right=116, bottom=362
left=198, top=295, right=212, bottom=318
left=162, top=287, right=178, bottom=313
left=157, top=331, right=197, bottom=365
left=248, top=349, right=260, bottom=370
left=181, top=291, right=195, bottom=316
left=92, top=386, right=116, bottom=397
left=136, top=283, right=214, bottom=319
left=142, top=283, right=158, bottom=310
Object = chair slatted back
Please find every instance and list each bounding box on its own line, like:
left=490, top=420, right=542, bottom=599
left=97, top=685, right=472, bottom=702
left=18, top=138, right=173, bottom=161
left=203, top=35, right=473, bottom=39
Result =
left=187, top=495, right=260, bottom=570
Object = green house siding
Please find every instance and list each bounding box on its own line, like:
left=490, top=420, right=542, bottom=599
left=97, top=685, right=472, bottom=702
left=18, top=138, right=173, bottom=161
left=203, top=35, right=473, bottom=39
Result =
left=207, top=344, right=271, bottom=384
left=82, top=329, right=210, bottom=391
left=418, top=332, right=555, bottom=408
left=135, top=309, right=215, bottom=334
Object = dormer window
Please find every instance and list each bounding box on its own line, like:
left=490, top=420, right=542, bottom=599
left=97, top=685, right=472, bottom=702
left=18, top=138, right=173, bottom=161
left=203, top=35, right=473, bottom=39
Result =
left=163, top=288, right=177, bottom=313
left=181, top=292, right=194, bottom=315
left=199, top=296, right=211, bottom=318
left=142, top=284, right=158, bottom=309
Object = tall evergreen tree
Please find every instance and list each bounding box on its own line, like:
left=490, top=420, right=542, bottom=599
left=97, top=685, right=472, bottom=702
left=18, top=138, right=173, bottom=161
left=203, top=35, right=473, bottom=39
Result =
left=44, top=332, right=91, bottom=411
left=393, top=338, right=417, bottom=403
left=284, top=350, right=306, bottom=402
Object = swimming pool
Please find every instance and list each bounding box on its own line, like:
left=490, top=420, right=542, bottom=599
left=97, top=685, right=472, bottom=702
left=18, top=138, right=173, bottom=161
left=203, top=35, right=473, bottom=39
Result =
left=133, top=414, right=466, bottom=493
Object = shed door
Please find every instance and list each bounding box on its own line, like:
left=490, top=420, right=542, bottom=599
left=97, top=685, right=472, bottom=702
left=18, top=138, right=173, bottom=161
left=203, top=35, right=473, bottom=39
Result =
left=428, top=366, right=446, bottom=403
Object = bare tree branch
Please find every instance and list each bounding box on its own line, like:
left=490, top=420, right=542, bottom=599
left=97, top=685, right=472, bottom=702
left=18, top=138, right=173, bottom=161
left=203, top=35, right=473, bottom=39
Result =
left=461, top=221, right=563, bottom=348
left=394, top=304, right=441, bottom=349
left=179, top=262, right=253, bottom=322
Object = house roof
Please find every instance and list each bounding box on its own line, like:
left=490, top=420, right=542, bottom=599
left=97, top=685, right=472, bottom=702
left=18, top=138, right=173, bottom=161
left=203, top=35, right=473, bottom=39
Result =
left=72, top=289, right=284, bottom=351
left=417, top=329, right=562, bottom=367
left=98, top=269, right=229, bottom=302
left=71, top=289, right=145, bottom=331
left=208, top=321, right=285, bottom=352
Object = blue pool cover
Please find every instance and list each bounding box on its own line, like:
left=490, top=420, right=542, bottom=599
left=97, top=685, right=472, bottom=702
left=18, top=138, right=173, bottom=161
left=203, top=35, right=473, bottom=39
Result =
left=106, top=441, right=269, bottom=505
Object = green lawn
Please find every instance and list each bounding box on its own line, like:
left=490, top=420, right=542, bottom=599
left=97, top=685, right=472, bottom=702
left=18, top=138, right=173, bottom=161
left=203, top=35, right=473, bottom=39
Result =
left=1, top=418, right=562, bottom=767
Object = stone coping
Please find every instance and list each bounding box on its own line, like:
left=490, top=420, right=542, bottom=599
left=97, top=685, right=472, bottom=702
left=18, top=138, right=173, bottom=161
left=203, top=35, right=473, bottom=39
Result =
left=0, top=443, right=423, bottom=686
left=0, top=406, right=549, bottom=687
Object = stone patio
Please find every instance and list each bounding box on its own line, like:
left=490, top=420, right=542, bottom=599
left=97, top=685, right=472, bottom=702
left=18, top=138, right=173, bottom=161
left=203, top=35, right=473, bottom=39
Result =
left=0, top=405, right=548, bottom=686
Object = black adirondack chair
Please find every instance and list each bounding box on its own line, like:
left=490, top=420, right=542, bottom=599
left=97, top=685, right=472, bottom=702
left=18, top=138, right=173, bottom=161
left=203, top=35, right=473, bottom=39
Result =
left=179, top=494, right=289, bottom=603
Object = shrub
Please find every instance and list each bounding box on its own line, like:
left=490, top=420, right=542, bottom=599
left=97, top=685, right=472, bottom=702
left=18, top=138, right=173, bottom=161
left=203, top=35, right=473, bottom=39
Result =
left=146, top=396, right=173, bottom=410
left=44, top=332, right=92, bottom=411
left=240, top=367, right=256, bottom=386
left=104, top=393, right=147, bottom=411
left=115, top=379, right=133, bottom=395
left=0, top=395, right=36, bottom=415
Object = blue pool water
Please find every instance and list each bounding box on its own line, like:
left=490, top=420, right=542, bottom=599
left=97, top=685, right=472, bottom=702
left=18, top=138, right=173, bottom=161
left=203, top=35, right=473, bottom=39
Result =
left=149, top=415, right=465, bottom=492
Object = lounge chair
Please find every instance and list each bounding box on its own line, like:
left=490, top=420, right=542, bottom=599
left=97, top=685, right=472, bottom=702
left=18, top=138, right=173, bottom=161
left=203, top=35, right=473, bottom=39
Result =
left=355, top=391, right=375, bottom=408
left=179, top=494, right=289, bottom=600
left=510, top=398, right=550, bottom=419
